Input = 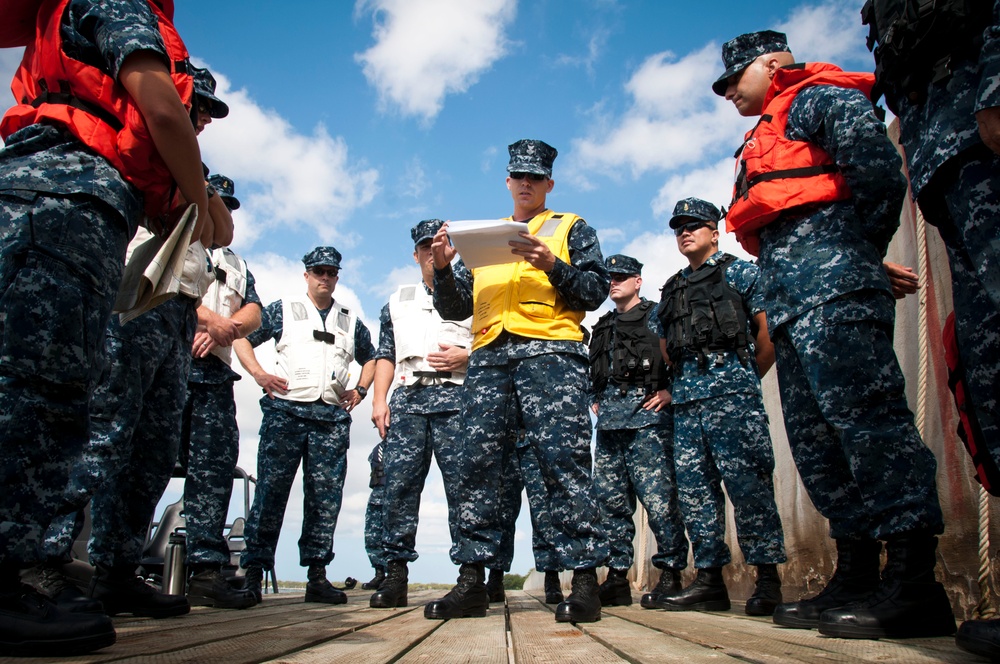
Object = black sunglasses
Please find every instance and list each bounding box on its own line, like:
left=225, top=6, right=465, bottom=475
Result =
left=310, top=267, right=339, bottom=278
left=674, top=221, right=715, bottom=237
left=509, top=172, right=548, bottom=181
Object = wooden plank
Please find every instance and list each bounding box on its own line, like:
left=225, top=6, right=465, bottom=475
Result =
left=396, top=602, right=508, bottom=664
left=580, top=614, right=748, bottom=663
left=507, top=594, right=623, bottom=663
left=264, top=606, right=443, bottom=663
left=606, top=603, right=973, bottom=664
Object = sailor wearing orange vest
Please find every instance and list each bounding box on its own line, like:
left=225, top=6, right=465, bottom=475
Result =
left=716, top=30, right=952, bottom=640
left=425, top=139, right=610, bottom=624
left=0, top=0, right=209, bottom=655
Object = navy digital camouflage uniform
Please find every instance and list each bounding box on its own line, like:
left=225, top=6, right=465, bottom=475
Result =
left=240, top=299, right=375, bottom=570
left=364, top=441, right=386, bottom=569
left=752, top=68, right=943, bottom=540
left=886, top=1, right=1000, bottom=464
left=666, top=252, right=785, bottom=568
left=178, top=265, right=262, bottom=568
left=0, top=0, right=164, bottom=568
left=593, top=297, right=689, bottom=573
left=433, top=221, right=610, bottom=570
left=374, top=291, right=465, bottom=564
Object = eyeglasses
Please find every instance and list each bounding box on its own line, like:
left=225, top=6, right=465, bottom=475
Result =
left=509, top=172, right=548, bottom=181
left=674, top=221, right=715, bottom=236
left=309, top=267, right=339, bottom=278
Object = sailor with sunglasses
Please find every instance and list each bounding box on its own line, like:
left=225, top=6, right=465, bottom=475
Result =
left=425, top=139, right=610, bottom=624
left=654, top=197, right=786, bottom=616
left=234, top=246, right=376, bottom=605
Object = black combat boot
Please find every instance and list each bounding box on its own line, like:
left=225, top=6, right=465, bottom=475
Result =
left=772, top=538, right=880, bottom=629
left=745, top=563, right=782, bottom=616
left=424, top=563, right=488, bottom=620
left=640, top=568, right=681, bottom=609
left=555, top=568, right=601, bottom=623
left=187, top=566, right=257, bottom=610
left=304, top=564, right=347, bottom=604
left=242, top=565, right=263, bottom=604
left=597, top=568, right=632, bottom=607
left=818, top=534, right=956, bottom=639
left=89, top=565, right=190, bottom=618
left=544, top=570, right=563, bottom=604
left=0, top=564, right=116, bottom=658
left=957, top=618, right=1000, bottom=659
left=656, top=567, right=730, bottom=611
left=486, top=569, right=505, bottom=603
left=370, top=561, right=408, bottom=608
left=362, top=565, right=385, bottom=590
left=21, top=562, right=104, bottom=614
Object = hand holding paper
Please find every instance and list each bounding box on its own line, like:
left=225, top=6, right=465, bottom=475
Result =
left=445, top=219, right=530, bottom=269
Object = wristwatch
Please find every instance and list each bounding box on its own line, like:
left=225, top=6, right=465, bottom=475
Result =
left=356, top=385, right=368, bottom=399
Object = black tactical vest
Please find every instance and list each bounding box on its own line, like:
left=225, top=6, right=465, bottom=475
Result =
left=863, top=0, right=991, bottom=113
left=657, top=254, right=751, bottom=370
left=589, top=300, right=665, bottom=394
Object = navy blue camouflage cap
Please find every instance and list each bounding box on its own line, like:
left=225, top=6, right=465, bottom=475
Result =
left=712, top=30, right=790, bottom=96
left=411, top=219, right=444, bottom=248
left=669, top=197, right=723, bottom=229
left=605, top=254, right=643, bottom=276
left=207, top=174, right=240, bottom=211
left=192, top=66, right=229, bottom=118
left=507, top=139, right=558, bottom=177
left=302, top=246, right=342, bottom=270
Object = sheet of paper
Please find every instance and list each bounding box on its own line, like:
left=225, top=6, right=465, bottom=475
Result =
left=446, top=219, right=528, bottom=269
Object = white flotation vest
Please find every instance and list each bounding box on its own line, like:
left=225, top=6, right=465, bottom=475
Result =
left=389, top=283, right=472, bottom=388
left=275, top=296, right=356, bottom=404
left=202, top=248, right=248, bottom=366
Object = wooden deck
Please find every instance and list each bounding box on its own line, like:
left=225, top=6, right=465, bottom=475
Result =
left=5, top=589, right=986, bottom=663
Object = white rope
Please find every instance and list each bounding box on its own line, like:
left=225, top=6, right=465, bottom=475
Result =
left=635, top=503, right=650, bottom=590
left=977, top=484, right=998, bottom=619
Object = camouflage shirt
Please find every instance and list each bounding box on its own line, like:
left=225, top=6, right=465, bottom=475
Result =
left=433, top=217, right=610, bottom=366
left=893, top=1, right=1000, bottom=196
left=188, top=267, right=262, bottom=385
left=374, top=284, right=465, bottom=415
left=0, top=0, right=169, bottom=233
left=667, top=252, right=766, bottom=405
left=247, top=298, right=376, bottom=423
left=594, top=297, right=672, bottom=431
left=756, top=82, right=905, bottom=330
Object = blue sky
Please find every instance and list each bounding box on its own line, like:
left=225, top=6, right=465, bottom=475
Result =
left=1, top=0, right=878, bottom=583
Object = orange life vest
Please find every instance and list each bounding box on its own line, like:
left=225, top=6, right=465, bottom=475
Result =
left=0, top=0, right=193, bottom=222
left=727, top=63, right=875, bottom=256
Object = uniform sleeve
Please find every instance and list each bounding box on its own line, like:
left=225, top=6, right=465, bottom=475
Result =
left=242, top=267, right=262, bottom=308
left=66, top=0, right=169, bottom=81
left=353, top=319, right=377, bottom=365
left=433, top=260, right=474, bottom=320
left=546, top=219, right=612, bottom=312
left=977, top=1, right=1000, bottom=112
left=786, top=85, right=907, bottom=256
left=374, top=302, right=396, bottom=363
left=735, top=261, right=765, bottom=318
left=247, top=300, right=281, bottom=348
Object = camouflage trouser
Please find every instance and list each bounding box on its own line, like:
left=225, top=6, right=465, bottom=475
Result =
left=773, top=307, right=944, bottom=539
left=0, top=192, right=128, bottom=566
left=595, top=424, right=690, bottom=571
left=673, top=392, right=785, bottom=568
left=241, top=408, right=349, bottom=569
left=919, top=146, right=1000, bottom=464
left=493, top=437, right=560, bottom=572
left=364, top=484, right=385, bottom=568
left=178, top=379, right=240, bottom=567
left=452, top=353, right=608, bottom=569
left=84, top=296, right=197, bottom=569
left=380, top=409, right=463, bottom=563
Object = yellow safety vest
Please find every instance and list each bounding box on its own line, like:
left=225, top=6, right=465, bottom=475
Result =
left=471, top=210, right=585, bottom=351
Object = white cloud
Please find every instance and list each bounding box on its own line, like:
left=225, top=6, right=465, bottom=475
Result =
left=354, top=0, right=517, bottom=122
left=195, top=69, right=380, bottom=250
left=779, top=1, right=873, bottom=68
left=650, top=157, right=735, bottom=218
left=0, top=48, right=22, bottom=109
